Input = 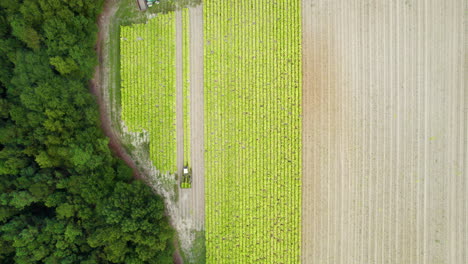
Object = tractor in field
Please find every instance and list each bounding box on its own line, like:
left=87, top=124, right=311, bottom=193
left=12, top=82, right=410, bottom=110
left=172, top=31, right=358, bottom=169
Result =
left=180, top=166, right=192, bottom=188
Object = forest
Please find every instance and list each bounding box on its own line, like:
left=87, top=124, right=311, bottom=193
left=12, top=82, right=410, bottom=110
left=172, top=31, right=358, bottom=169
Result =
left=0, top=0, right=174, bottom=263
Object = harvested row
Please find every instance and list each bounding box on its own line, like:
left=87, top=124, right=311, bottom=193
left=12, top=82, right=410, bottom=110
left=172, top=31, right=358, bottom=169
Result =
left=204, top=0, right=302, bottom=263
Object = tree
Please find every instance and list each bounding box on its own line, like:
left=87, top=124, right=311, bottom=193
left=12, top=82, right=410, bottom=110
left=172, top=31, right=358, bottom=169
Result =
left=0, top=0, right=175, bottom=262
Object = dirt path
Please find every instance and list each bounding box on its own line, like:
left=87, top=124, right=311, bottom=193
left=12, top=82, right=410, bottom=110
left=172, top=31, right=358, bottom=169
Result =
left=91, top=1, right=187, bottom=262
left=172, top=7, right=205, bottom=260
left=90, top=0, right=142, bottom=180
left=136, top=0, right=147, bottom=11
left=188, top=4, right=205, bottom=230
left=177, top=4, right=205, bottom=232
left=301, top=0, right=467, bottom=263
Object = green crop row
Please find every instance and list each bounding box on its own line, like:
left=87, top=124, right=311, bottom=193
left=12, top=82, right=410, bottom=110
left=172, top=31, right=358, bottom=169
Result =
left=120, top=13, right=177, bottom=174
left=204, top=0, right=302, bottom=263
left=183, top=8, right=191, bottom=168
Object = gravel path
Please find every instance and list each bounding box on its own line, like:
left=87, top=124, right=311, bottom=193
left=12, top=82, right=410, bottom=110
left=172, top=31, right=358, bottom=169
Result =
left=301, top=0, right=467, bottom=263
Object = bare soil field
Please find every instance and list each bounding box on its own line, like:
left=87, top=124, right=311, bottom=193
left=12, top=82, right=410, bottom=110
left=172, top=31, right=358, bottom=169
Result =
left=301, top=0, right=467, bottom=263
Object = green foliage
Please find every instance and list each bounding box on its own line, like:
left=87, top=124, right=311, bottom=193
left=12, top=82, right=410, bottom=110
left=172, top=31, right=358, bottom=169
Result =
left=10, top=19, right=41, bottom=51
left=89, top=182, right=174, bottom=262
left=0, top=0, right=174, bottom=263
left=120, top=14, right=177, bottom=173
left=191, top=230, right=206, bottom=263
left=204, top=0, right=302, bottom=262
left=49, top=56, right=79, bottom=75
left=182, top=8, right=191, bottom=167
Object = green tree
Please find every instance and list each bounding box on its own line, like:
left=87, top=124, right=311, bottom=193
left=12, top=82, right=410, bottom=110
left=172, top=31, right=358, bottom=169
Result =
left=0, top=0, right=175, bottom=262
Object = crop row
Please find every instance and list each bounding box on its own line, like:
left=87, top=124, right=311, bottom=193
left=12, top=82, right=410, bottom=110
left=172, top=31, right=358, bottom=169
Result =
left=183, top=8, right=191, bottom=168
left=204, top=0, right=302, bottom=263
left=120, top=13, right=177, bottom=174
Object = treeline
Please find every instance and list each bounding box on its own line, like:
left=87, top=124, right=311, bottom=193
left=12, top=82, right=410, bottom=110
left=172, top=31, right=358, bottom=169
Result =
left=0, top=1, right=174, bottom=263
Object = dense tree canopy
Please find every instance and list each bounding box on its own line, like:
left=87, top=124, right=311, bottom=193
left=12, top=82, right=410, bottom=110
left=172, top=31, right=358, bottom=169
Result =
left=0, top=1, right=174, bottom=263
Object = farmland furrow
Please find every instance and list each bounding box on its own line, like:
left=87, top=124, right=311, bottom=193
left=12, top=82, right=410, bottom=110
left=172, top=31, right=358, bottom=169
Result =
left=301, top=0, right=467, bottom=263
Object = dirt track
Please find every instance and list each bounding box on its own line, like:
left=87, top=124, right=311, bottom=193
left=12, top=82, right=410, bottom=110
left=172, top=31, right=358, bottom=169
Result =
left=174, top=5, right=205, bottom=227
left=187, top=4, right=205, bottom=230
left=301, top=0, right=467, bottom=263
left=90, top=0, right=141, bottom=180
left=175, top=4, right=205, bottom=257
left=92, top=1, right=187, bottom=262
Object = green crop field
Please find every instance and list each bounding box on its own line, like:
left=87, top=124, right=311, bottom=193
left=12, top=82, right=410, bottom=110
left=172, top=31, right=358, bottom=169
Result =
left=204, top=0, right=302, bottom=263
left=120, top=13, right=177, bottom=174
left=183, top=8, right=191, bottom=168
